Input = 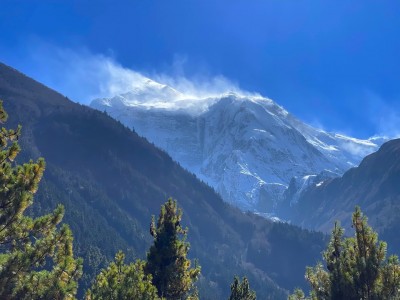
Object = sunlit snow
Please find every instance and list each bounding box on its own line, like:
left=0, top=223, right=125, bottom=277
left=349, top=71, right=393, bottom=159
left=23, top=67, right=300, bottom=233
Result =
left=91, top=76, right=389, bottom=215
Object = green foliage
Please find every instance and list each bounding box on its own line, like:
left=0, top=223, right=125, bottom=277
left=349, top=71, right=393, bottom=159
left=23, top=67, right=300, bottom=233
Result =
left=85, top=251, right=160, bottom=300
left=228, top=276, right=256, bottom=300
left=290, top=206, right=400, bottom=300
left=146, top=198, right=200, bottom=299
left=380, top=255, right=400, bottom=299
left=288, top=288, right=305, bottom=300
left=0, top=100, right=82, bottom=299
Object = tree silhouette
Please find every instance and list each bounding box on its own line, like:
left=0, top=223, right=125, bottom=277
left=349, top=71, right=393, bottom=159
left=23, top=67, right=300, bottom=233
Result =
left=146, top=198, right=200, bottom=299
left=0, top=100, right=82, bottom=299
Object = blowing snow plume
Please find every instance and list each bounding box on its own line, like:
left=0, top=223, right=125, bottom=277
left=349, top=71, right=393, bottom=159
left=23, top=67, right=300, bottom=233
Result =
left=19, top=43, right=255, bottom=105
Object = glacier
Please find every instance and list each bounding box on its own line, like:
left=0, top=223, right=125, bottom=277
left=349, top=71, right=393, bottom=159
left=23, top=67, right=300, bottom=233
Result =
left=90, top=77, right=387, bottom=215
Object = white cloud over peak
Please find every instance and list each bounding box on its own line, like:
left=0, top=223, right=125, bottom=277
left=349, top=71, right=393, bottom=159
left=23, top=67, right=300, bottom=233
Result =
left=23, top=43, right=254, bottom=104
left=7, top=41, right=397, bottom=139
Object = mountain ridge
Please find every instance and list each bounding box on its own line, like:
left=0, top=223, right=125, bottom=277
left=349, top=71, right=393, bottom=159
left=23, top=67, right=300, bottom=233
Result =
left=288, top=138, right=400, bottom=246
left=91, top=80, right=388, bottom=214
left=0, top=61, right=328, bottom=299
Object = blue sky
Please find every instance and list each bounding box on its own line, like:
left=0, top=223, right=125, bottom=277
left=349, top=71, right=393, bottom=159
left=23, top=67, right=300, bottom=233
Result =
left=1, top=0, right=399, bottom=138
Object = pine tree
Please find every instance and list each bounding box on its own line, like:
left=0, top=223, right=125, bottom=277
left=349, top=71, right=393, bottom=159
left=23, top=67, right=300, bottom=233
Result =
left=0, top=100, right=82, bottom=299
left=145, top=198, right=200, bottom=299
left=228, top=276, right=256, bottom=300
left=289, top=206, right=400, bottom=300
left=288, top=288, right=305, bottom=300
left=351, top=206, right=386, bottom=299
left=85, top=251, right=160, bottom=300
left=304, top=263, right=330, bottom=300
left=379, top=255, right=400, bottom=299
left=322, top=222, right=348, bottom=299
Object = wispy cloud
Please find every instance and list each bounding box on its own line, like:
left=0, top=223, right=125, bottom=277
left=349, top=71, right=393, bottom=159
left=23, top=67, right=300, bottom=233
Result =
left=22, top=43, right=253, bottom=104
left=363, top=90, right=400, bottom=138
left=11, top=41, right=399, bottom=139
left=26, top=45, right=148, bottom=102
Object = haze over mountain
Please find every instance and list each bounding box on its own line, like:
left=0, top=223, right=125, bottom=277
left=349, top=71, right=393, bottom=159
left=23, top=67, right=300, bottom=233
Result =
left=0, top=61, right=329, bottom=299
left=91, top=75, right=388, bottom=215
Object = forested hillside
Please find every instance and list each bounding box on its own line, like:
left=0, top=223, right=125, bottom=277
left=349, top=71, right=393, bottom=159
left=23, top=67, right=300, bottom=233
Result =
left=288, top=138, right=400, bottom=254
left=0, top=62, right=327, bottom=299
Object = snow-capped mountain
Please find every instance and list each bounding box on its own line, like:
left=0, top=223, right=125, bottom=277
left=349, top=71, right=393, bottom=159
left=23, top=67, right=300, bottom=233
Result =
left=90, top=77, right=388, bottom=213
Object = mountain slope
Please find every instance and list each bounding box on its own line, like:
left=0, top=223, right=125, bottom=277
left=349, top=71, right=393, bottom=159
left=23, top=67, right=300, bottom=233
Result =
left=289, top=138, right=400, bottom=251
left=91, top=82, right=386, bottom=214
left=0, top=62, right=327, bottom=299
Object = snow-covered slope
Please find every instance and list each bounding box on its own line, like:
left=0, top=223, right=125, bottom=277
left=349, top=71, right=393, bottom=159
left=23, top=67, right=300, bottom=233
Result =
left=90, top=78, right=387, bottom=213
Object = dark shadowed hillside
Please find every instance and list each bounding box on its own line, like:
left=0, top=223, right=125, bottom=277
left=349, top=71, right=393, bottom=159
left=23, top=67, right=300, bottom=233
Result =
left=0, top=62, right=327, bottom=299
left=290, top=138, right=400, bottom=252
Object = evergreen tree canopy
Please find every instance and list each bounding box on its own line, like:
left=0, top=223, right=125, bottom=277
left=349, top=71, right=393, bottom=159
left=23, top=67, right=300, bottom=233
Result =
left=290, top=206, right=400, bottom=300
left=145, top=198, right=200, bottom=299
left=228, top=276, right=256, bottom=300
left=85, top=251, right=160, bottom=300
left=0, top=100, right=82, bottom=299
left=288, top=288, right=306, bottom=300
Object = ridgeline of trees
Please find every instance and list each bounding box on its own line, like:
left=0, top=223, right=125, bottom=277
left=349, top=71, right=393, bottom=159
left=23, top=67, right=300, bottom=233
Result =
left=1, top=98, right=400, bottom=300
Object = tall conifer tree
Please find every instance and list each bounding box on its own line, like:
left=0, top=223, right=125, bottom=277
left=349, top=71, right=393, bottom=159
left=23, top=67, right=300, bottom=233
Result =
left=145, top=198, right=200, bottom=299
left=0, top=100, right=82, bottom=299
left=228, top=276, right=256, bottom=300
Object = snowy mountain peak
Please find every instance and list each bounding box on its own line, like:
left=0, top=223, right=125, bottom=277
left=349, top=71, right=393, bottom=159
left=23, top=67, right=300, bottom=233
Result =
left=93, top=78, right=279, bottom=116
left=90, top=79, right=389, bottom=214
